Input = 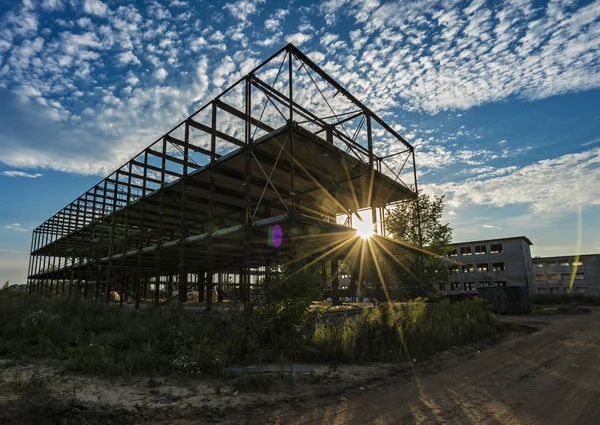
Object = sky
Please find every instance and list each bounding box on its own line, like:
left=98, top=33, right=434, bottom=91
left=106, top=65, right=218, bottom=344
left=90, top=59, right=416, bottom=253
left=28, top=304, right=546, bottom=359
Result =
left=0, top=0, right=599, bottom=284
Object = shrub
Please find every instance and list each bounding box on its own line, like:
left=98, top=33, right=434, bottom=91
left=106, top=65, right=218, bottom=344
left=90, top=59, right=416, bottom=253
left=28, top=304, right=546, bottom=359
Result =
left=0, top=291, right=500, bottom=378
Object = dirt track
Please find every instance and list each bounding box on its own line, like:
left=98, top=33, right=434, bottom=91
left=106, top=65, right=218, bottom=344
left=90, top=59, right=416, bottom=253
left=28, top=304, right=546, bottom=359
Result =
left=231, top=309, right=600, bottom=425
left=3, top=310, right=599, bottom=425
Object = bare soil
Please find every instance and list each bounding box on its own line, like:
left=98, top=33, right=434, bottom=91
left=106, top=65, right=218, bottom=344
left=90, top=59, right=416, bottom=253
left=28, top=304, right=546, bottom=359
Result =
left=2, top=308, right=599, bottom=425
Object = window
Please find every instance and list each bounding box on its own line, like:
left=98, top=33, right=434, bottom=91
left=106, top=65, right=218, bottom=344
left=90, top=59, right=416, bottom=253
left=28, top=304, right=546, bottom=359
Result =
left=537, top=287, right=547, bottom=294
left=450, top=283, right=460, bottom=291
left=496, top=281, right=507, bottom=287
left=575, top=273, right=585, bottom=280
left=438, top=283, right=447, bottom=291
left=449, top=248, right=458, bottom=257
left=560, top=273, right=570, bottom=280
left=572, top=261, right=583, bottom=266
left=480, top=281, right=491, bottom=287
left=534, top=262, right=544, bottom=268
left=490, top=243, right=503, bottom=253
left=462, top=264, right=474, bottom=273
left=474, top=245, right=487, bottom=255
left=477, top=263, right=488, bottom=272
left=449, top=265, right=459, bottom=273
left=460, top=246, right=472, bottom=256
left=550, top=287, right=559, bottom=294
left=464, top=282, right=475, bottom=291
left=559, top=260, right=570, bottom=267
left=546, top=261, right=557, bottom=267
left=492, top=262, right=505, bottom=272
left=548, top=273, right=560, bottom=281
left=535, top=274, right=545, bottom=281
left=576, top=287, right=587, bottom=294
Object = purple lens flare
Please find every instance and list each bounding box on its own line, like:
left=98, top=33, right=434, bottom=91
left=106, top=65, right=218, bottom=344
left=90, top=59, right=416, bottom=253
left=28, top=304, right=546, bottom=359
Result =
left=271, top=224, right=283, bottom=248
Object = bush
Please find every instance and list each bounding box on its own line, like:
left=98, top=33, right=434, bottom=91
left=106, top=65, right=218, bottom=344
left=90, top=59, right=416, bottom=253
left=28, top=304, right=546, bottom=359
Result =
left=0, top=291, right=500, bottom=378
left=307, top=298, right=500, bottom=363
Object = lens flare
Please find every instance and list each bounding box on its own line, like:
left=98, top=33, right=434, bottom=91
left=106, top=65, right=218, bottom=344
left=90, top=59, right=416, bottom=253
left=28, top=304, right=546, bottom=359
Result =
left=271, top=224, right=283, bottom=248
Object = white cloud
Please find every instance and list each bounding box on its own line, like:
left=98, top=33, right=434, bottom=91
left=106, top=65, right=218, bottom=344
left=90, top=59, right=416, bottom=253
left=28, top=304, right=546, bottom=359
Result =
left=286, top=32, right=312, bottom=46
left=154, top=67, right=168, bottom=82
left=316, top=0, right=600, bottom=113
left=582, top=137, right=600, bottom=147
left=118, top=50, right=140, bottom=65
left=2, top=170, right=42, bottom=178
left=264, top=8, right=288, bottom=31
left=498, top=140, right=508, bottom=145
left=482, top=224, right=501, bottom=230
left=41, top=0, right=63, bottom=11
left=223, top=0, right=264, bottom=21
left=426, top=148, right=600, bottom=214
left=83, top=0, right=109, bottom=17
left=3, top=223, right=28, bottom=232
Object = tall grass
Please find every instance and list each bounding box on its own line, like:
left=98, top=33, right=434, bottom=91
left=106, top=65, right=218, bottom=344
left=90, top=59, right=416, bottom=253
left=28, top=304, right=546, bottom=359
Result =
left=0, top=292, right=500, bottom=377
left=309, top=298, right=500, bottom=363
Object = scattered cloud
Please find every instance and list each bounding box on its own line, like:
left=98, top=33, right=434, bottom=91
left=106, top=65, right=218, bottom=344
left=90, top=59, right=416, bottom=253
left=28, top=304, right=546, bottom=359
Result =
left=223, top=0, right=265, bottom=21
left=318, top=0, right=600, bottom=113
left=82, top=0, right=109, bottom=17
left=483, top=224, right=501, bottom=230
left=582, top=137, right=600, bottom=147
left=154, top=67, right=168, bottom=82
left=426, top=148, right=600, bottom=214
left=2, top=171, right=43, bottom=178
left=118, top=51, right=141, bottom=65
left=0, top=0, right=597, bottom=183
left=286, top=33, right=312, bottom=46
left=3, top=223, right=27, bottom=232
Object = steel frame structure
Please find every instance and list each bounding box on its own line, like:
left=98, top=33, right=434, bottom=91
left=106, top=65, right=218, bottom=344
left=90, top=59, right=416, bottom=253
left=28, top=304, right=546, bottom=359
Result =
left=27, top=44, right=422, bottom=309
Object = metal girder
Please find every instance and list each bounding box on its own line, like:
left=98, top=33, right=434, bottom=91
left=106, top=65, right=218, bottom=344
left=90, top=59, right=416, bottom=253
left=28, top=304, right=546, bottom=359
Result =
left=28, top=44, right=420, bottom=311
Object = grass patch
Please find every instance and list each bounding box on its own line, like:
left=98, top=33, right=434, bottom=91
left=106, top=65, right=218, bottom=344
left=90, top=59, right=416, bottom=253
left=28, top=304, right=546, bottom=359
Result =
left=0, top=292, right=501, bottom=378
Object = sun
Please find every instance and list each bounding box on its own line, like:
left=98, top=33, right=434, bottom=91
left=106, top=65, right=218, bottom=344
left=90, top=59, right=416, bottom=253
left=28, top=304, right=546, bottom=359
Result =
left=354, top=218, right=374, bottom=239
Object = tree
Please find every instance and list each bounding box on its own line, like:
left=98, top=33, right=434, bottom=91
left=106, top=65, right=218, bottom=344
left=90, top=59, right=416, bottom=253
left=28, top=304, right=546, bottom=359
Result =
left=385, top=194, right=453, bottom=297
left=2, top=280, right=9, bottom=291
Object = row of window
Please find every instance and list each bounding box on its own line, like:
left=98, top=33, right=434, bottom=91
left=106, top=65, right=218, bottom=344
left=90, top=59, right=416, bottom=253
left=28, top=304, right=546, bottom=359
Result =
left=449, top=243, right=504, bottom=257
left=536, top=287, right=587, bottom=294
left=440, top=281, right=507, bottom=291
left=449, top=262, right=506, bottom=273
left=535, top=273, right=585, bottom=281
left=533, top=260, right=583, bottom=268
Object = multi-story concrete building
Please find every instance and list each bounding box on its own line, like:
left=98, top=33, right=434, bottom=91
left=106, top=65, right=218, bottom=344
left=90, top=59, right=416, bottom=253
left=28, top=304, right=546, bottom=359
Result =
left=532, top=254, right=600, bottom=295
left=441, top=236, right=534, bottom=295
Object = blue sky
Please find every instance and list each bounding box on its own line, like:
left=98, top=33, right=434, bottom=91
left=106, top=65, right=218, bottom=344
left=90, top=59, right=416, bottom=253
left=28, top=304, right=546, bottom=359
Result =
left=0, top=0, right=599, bottom=284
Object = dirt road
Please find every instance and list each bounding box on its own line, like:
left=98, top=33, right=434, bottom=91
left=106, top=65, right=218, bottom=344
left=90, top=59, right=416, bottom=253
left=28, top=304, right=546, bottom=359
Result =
left=231, top=309, right=600, bottom=425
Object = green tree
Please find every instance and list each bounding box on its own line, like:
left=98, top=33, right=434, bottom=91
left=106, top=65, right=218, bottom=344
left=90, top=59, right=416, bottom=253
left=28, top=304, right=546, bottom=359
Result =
left=2, top=280, right=9, bottom=291
left=385, top=194, right=453, bottom=297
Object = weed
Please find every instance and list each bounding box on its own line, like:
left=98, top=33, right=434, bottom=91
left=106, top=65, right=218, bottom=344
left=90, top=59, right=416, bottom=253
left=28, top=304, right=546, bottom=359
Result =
left=0, top=292, right=499, bottom=379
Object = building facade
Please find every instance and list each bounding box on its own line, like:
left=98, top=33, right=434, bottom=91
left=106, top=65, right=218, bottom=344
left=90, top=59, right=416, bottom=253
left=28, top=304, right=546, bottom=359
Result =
left=532, top=254, right=600, bottom=296
left=441, top=236, right=534, bottom=295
